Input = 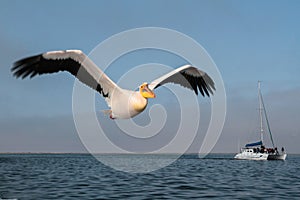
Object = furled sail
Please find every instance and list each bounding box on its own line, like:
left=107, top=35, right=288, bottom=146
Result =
left=245, top=140, right=262, bottom=147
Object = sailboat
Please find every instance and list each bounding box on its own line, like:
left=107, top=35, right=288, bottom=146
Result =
left=234, top=81, right=287, bottom=160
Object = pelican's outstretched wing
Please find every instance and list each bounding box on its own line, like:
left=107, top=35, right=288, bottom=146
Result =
left=148, top=65, right=215, bottom=96
left=11, top=50, right=120, bottom=104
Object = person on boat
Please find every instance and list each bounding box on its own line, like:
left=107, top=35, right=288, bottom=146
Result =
left=271, top=148, right=275, bottom=154
left=282, top=147, right=285, bottom=152
left=260, top=145, right=265, bottom=153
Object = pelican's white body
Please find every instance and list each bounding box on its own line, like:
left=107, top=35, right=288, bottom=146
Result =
left=109, top=89, right=147, bottom=119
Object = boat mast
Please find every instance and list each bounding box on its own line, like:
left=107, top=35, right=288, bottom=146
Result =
left=260, top=83, right=276, bottom=148
left=258, top=81, right=263, bottom=144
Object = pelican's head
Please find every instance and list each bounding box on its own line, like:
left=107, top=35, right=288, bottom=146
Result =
left=139, top=82, right=156, bottom=98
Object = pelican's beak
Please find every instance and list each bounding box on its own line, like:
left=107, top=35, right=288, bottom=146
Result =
left=141, top=85, right=156, bottom=98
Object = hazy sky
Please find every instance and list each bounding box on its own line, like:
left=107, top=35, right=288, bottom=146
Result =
left=1, top=0, right=300, bottom=153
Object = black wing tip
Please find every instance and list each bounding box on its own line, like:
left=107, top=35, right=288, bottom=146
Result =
left=200, top=73, right=216, bottom=97
left=181, top=70, right=215, bottom=97
left=11, top=54, right=43, bottom=79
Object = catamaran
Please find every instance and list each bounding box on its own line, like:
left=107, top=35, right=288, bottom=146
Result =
left=234, top=82, right=287, bottom=160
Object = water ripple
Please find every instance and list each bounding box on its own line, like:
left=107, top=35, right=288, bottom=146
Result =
left=0, top=154, right=299, bottom=199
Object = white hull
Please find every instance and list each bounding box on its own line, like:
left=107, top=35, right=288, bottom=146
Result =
left=267, top=153, right=287, bottom=160
left=234, top=148, right=287, bottom=161
left=234, top=151, right=268, bottom=160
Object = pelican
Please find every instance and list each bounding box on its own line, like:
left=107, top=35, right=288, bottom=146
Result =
left=11, top=50, right=215, bottom=119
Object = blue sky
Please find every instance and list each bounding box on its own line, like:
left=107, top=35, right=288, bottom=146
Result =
left=0, top=0, right=300, bottom=153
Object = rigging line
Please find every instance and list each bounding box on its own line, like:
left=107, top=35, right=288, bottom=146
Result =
left=259, top=89, right=276, bottom=148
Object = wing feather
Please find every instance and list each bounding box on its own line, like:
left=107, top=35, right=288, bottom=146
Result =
left=11, top=50, right=120, bottom=104
left=149, top=65, right=215, bottom=97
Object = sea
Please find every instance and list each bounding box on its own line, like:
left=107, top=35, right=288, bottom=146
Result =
left=0, top=153, right=299, bottom=199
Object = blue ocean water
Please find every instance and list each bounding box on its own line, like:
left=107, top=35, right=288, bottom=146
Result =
left=0, top=153, right=299, bottom=199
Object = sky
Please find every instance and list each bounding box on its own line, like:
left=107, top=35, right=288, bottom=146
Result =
left=0, top=0, right=300, bottom=153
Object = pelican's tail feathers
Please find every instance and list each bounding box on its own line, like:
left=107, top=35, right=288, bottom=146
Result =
left=101, top=109, right=115, bottom=119
left=101, top=109, right=111, bottom=116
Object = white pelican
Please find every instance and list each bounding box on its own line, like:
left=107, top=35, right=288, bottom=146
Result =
left=12, top=50, right=215, bottom=119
